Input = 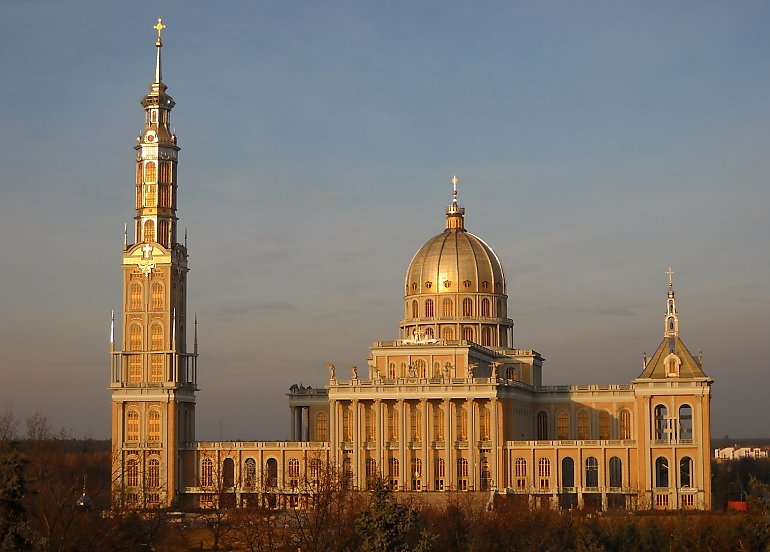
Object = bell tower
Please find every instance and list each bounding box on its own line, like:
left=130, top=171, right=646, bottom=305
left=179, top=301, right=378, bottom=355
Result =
left=110, top=19, right=198, bottom=509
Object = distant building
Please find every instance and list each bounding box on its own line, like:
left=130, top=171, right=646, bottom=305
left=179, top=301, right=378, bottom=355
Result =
left=110, top=21, right=714, bottom=512
left=714, top=446, right=770, bottom=461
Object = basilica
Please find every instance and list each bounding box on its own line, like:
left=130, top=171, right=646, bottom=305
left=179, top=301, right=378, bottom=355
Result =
left=110, top=21, right=714, bottom=512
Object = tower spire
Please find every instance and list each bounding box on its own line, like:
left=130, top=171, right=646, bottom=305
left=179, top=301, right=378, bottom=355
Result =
left=445, top=175, right=465, bottom=230
left=664, top=266, right=679, bottom=338
left=153, top=18, right=166, bottom=83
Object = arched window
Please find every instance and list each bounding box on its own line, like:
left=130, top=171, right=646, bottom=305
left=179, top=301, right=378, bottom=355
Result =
left=577, top=410, right=590, bottom=440
left=481, top=327, right=492, bottom=346
left=435, top=458, right=446, bottom=490
left=147, top=457, right=160, bottom=488
left=556, top=410, right=569, bottom=440
left=655, top=457, right=669, bottom=488
left=457, top=406, right=468, bottom=440
left=288, top=458, right=300, bottom=478
left=223, top=458, right=235, bottom=487
left=158, top=220, right=169, bottom=247
left=425, top=299, right=434, bottom=317
left=400, top=362, right=407, bottom=378
left=201, top=458, right=213, bottom=487
left=266, top=458, right=278, bottom=487
left=145, top=184, right=156, bottom=207
left=462, top=298, right=473, bottom=316
left=442, top=298, right=453, bottom=317
left=342, top=457, right=352, bottom=490
left=315, top=413, right=327, bottom=441
left=388, top=362, right=396, bottom=379
left=244, top=458, right=256, bottom=488
left=366, top=458, right=378, bottom=486
left=129, top=323, right=143, bottom=351
left=480, top=405, right=490, bottom=440
left=144, top=161, right=157, bottom=183
left=143, top=220, right=155, bottom=243
left=496, top=299, right=503, bottom=317
left=128, top=356, right=142, bottom=384
left=442, top=327, right=453, bottom=340
left=463, top=326, right=474, bottom=342
left=410, top=406, right=421, bottom=441
left=619, top=409, right=632, bottom=439
left=609, top=456, right=622, bottom=488
left=585, top=457, right=599, bottom=488
left=411, top=300, right=418, bottom=318
left=309, top=458, right=321, bottom=485
left=150, top=355, right=163, bottom=384
left=561, top=457, right=574, bottom=488
left=411, top=458, right=422, bottom=491
left=414, top=359, right=426, bottom=378
left=481, top=298, right=490, bottom=317
left=388, top=406, right=399, bottom=441
left=126, top=458, right=139, bottom=487
left=679, top=405, right=693, bottom=442
left=126, top=410, right=139, bottom=442
left=515, top=457, right=527, bottom=489
left=425, top=327, right=434, bottom=339
left=151, top=323, right=164, bottom=351
left=389, top=458, right=400, bottom=489
left=130, top=283, right=143, bottom=311
left=654, top=405, right=668, bottom=442
left=151, top=282, right=164, bottom=311
left=679, top=456, right=693, bottom=488
left=433, top=406, right=444, bottom=441
left=433, top=362, right=441, bottom=377
left=148, top=410, right=161, bottom=442
left=538, top=458, right=551, bottom=489
left=365, top=406, right=375, bottom=442
left=457, top=458, right=469, bottom=490
left=480, top=458, right=491, bottom=490
left=536, top=411, right=548, bottom=440
left=599, top=411, right=610, bottom=440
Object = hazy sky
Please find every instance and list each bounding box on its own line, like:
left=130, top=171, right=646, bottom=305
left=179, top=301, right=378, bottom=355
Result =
left=0, top=1, right=768, bottom=440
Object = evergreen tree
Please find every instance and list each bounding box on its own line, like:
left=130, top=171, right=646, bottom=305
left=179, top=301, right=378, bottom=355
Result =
left=0, top=443, right=33, bottom=551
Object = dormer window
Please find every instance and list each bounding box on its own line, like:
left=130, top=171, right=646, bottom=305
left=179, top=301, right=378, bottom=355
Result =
left=463, top=280, right=471, bottom=288
left=482, top=281, right=489, bottom=289
left=425, top=281, right=432, bottom=289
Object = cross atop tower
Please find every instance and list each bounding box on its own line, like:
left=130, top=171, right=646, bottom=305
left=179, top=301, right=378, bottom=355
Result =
left=153, top=18, right=166, bottom=41
left=666, top=266, right=674, bottom=288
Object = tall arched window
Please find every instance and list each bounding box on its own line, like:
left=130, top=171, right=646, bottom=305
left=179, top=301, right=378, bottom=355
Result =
left=128, top=356, right=142, bottom=384
left=479, top=405, right=490, bottom=440
left=151, top=282, right=164, bottom=311
left=147, top=457, right=160, bottom=488
left=462, top=298, right=473, bottom=316
left=315, top=413, right=327, bottom=441
left=433, top=406, right=444, bottom=441
left=619, top=409, right=632, bottom=439
left=463, top=326, right=474, bottom=342
left=481, top=327, right=492, bottom=346
left=679, top=405, right=693, bottom=442
left=414, top=359, right=426, bottom=378
left=538, top=458, right=551, bottom=489
left=151, top=323, right=164, bottom=351
left=266, top=458, right=278, bottom=487
left=148, top=410, right=161, bottom=442
left=577, top=410, right=590, bottom=440
left=365, top=406, right=375, bottom=442
left=388, top=407, right=399, bottom=441
left=130, top=283, right=143, bottom=311
left=609, top=456, right=622, bottom=488
left=536, top=411, right=548, bottom=440
left=654, top=405, right=668, bottom=442
left=400, top=362, right=407, bottom=378
left=561, top=457, right=575, bottom=488
left=556, top=410, right=569, bottom=440
left=435, top=458, right=446, bottom=490
left=126, top=410, right=139, bottom=442
left=481, top=298, right=490, bottom=317
left=365, top=458, right=378, bottom=486
left=585, top=457, right=599, bottom=488
left=144, top=220, right=155, bottom=243
left=496, top=299, right=503, bottom=318
left=126, top=458, right=139, bottom=487
left=145, top=184, right=157, bottom=207
left=287, top=459, right=300, bottom=479
left=129, top=323, right=142, bottom=351
left=150, top=355, right=163, bottom=384
left=411, top=458, right=422, bottom=490
left=425, top=299, right=434, bottom=317
left=425, top=327, right=434, bottom=339
left=457, top=406, right=468, bottom=440
left=480, top=458, right=491, bottom=490
left=442, top=298, right=453, bottom=317
left=309, top=458, right=321, bottom=485
left=244, top=458, right=257, bottom=488
left=389, top=458, right=400, bottom=489
left=442, top=327, right=454, bottom=340
left=680, top=456, right=693, bottom=488
left=515, top=457, right=527, bottom=489
left=457, top=458, right=469, bottom=490
left=655, top=457, right=669, bottom=488
left=158, top=220, right=169, bottom=247
left=144, top=161, right=157, bottom=182
left=343, top=409, right=352, bottom=442
left=411, top=300, right=418, bottom=318
left=201, top=458, right=213, bottom=487
left=410, top=406, right=421, bottom=441
left=599, top=411, right=611, bottom=440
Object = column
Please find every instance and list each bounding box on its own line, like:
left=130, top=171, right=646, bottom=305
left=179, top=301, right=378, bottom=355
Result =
left=352, top=400, right=360, bottom=489
left=290, top=406, right=297, bottom=441
left=375, top=398, right=382, bottom=474
left=421, top=398, right=428, bottom=491
left=491, top=397, right=499, bottom=491
left=399, top=399, right=406, bottom=491
left=329, top=399, right=337, bottom=468
left=467, top=398, right=475, bottom=490
left=445, top=398, right=452, bottom=489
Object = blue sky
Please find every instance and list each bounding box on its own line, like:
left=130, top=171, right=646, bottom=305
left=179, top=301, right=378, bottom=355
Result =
left=0, top=1, right=768, bottom=439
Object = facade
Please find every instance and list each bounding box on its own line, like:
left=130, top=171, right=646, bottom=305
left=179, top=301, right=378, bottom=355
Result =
left=111, top=23, right=714, bottom=511
left=714, top=446, right=769, bottom=461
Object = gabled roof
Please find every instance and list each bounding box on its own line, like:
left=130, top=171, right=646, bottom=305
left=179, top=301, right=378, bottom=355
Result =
left=637, top=334, right=708, bottom=380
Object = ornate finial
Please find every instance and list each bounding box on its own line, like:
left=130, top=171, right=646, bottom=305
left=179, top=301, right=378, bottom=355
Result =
left=445, top=175, right=465, bottom=229
left=153, top=18, right=166, bottom=42
left=666, top=266, right=674, bottom=288
left=123, top=222, right=128, bottom=249
left=451, top=175, right=459, bottom=203
left=110, top=310, right=115, bottom=350
left=194, top=313, right=198, bottom=354
left=171, top=308, right=176, bottom=348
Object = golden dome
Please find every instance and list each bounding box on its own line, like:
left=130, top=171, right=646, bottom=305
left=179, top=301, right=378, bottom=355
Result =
left=404, top=206, right=506, bottom=297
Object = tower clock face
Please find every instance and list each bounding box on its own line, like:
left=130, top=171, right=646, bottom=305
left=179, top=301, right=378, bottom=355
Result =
left=146, top=131, right=156, bottom=143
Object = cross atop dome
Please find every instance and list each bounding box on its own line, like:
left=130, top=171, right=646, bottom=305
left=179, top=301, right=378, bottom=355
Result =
left=451, top=175, right=459, bottom=204
left=446, top=175, right=465, bottom=229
